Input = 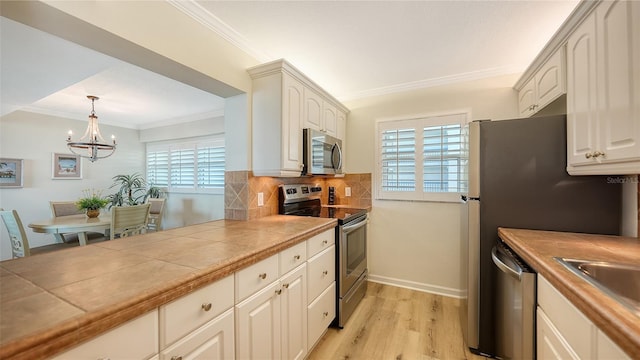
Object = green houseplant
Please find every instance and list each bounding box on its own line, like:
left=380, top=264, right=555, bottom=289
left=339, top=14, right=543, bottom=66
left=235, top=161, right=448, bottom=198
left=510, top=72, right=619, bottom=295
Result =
left=76, top=189, right=110, bottom=217
left=108, top=173, right=164, bottom=208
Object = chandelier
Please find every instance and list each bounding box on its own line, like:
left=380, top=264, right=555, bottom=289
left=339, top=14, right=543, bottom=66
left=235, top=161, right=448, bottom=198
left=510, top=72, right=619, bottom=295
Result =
left=67, top=95, right=116, bottom=162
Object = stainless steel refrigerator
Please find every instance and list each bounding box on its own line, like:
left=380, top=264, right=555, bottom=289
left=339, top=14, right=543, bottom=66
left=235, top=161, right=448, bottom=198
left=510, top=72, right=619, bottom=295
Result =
left=460, top=115, right=622, bottom=358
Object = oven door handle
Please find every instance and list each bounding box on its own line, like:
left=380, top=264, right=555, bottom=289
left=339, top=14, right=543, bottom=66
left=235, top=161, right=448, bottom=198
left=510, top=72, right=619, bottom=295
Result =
left=342, top=217, right=368, bottom=234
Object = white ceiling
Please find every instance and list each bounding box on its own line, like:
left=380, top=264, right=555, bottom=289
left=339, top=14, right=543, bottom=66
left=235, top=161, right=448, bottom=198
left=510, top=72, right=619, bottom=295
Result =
left=0, top=0, right=579, bottom=129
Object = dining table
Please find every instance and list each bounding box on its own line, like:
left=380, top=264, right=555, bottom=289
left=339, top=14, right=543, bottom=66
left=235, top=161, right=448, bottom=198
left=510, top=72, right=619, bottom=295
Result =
left=28, top=214, right=110, bottom=246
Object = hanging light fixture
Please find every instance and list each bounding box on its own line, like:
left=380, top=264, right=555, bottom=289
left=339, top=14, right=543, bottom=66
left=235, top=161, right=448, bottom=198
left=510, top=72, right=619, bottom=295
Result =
left=67, top=95, right=116, bottom=162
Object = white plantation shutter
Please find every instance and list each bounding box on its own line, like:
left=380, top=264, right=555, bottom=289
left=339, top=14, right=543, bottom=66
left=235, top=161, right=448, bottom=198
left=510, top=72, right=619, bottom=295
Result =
left=146, top=150, right=169, bottom=187
left=197, top=144, right=225, bottom=188
left=376, top=113, right=468, bottom=202
left=146, top=135, right=225, bottom=193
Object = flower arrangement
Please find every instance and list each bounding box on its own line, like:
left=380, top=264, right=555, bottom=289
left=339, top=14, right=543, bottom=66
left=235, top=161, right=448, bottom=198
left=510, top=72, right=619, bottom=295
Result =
left=76, top=189, right=110, bottom=211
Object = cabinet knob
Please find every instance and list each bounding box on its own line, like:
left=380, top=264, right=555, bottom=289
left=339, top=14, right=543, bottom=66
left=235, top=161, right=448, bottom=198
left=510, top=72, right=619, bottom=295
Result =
left=585, top=152, right=593, bottom=159
left=275, top=289, right=282, bottom=295
left=322, top=270, right=328, bottom=276
left=593, top=151, right=605, bottom=158
left=202, top=303, right=212, bottom=311
left=294, top=255, right=301, bottom=260
left=171, top=357, right=183, bottom=360
left=323, top=311, right=329, bottom=317
left=259, top=273, right=267, bottom=280
left=322, top=240, right=328, bottom=245
left=283, top=283, right=290, bottom=289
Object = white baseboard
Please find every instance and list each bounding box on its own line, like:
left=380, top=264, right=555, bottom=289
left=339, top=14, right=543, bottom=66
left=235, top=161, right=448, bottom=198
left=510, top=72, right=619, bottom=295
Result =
left=367, top=273, right=464, bottom=299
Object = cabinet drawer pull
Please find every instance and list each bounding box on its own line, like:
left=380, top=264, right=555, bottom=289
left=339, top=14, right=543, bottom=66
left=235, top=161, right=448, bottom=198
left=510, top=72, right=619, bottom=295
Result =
left=275, top=289, right=282, bottom=295
left=201, top=303, right=212, bottom=311
left=323, top=311, right=329, bottom=317
left=585, top=152, right=593, bottom=159
left=322, top=240, right=328, bottom=245
left=259, top=273, right=267, bottom=280
left=294, top=255, right=301, bottom=260
left=322, top=270, right=328, bottom=276
left=171, top=357, right=183, bottom=360
left=283, top=283, right=290, bottom=289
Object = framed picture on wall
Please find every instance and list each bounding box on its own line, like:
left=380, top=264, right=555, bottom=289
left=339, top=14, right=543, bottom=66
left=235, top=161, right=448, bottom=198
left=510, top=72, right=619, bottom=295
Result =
left=0, top=158, right=24, bottom=188
left=52, top=153, right=82, bottom=179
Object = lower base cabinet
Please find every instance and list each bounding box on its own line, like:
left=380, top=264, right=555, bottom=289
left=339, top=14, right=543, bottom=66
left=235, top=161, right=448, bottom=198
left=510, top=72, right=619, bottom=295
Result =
left=161, top=308, right=234, bottom=360
left=235, top=263, right=308, bottom=360
left=537, top=275, right=629, bottom=360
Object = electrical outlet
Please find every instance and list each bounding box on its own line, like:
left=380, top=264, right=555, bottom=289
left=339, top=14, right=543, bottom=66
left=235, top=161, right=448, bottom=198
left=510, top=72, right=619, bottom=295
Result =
left=345, top=187, right=351, bottom=197
left=258, top=192, right=264, bottom=207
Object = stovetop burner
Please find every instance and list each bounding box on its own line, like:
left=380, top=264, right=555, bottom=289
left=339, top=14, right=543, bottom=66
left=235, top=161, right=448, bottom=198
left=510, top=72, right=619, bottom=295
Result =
left=278, top=184, right=367, bottom=224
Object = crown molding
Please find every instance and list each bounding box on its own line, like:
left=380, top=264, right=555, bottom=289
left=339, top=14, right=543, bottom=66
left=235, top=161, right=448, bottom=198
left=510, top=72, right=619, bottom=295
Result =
left=167, top=0, right=271, bottom=62
left=338, top=65, right=522, bottom=102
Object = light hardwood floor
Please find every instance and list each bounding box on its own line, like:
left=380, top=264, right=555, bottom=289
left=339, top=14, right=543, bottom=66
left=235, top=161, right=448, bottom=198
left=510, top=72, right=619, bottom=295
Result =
left=308, top=282, right=486, bottom=360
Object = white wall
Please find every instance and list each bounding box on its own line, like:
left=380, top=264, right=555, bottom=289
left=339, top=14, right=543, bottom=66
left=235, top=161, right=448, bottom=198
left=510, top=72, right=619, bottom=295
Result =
left=344, top=74, right=520, bottom=296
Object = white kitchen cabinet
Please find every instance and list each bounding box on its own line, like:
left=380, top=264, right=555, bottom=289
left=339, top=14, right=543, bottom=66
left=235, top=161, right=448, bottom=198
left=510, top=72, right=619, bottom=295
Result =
left=518, top=47, right=566, bottom=118
left=159, top=275, right=234, bottom=348
left=249, top=59, right=349, bottom=177
left=249, top=64, right=305, bottom=177
left=52, top=310, right=159, bottom=360
left=537, top=275, right=630, bottom=360
left=160, top=308, right=235, bottom=360
left=306, top=228, right=335, bottom=258
left=236, top=280, right=283, bottom=360
left=280, top=264, right=308, bottom=360
left=235, top=253, right=280, bottom=303
left=236, top=263, right=308, bottom=360
left=307, top=245, right=336, bottom=302
left=567, top=0, right=640, bottom=174
left=307, top=282, right=336, bottom=351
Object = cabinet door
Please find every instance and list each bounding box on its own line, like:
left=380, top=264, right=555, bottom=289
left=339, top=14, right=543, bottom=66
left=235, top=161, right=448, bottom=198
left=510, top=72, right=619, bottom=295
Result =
left=322, top=102, right=338, bottom=136
left=281, top=264, right=308, bottom=360
left=537, top=308, right=580, bottom=360
left=536, top=48, right=566, bottom=110
left=161, top=309, right=234, bottom=360
left=282, top=73, right=304, bottom=172
left=596, top=0, right=640, bottom=163
left=518, top=78, right=536, bottom=118
left=236, top=282, right=282, bottom=360
left=304, top=88, right=323, bottom=131
left=567, top=12, right=599, bottom=166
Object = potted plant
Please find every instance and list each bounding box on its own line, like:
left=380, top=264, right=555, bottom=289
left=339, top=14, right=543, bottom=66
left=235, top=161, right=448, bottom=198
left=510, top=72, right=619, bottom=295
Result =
left=76, top=189, right=110, bottom=218
left=108, top=173, right=165, bottom=208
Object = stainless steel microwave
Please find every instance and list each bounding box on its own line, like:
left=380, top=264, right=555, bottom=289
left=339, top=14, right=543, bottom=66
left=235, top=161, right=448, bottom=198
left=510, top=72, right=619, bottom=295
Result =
left=302, top=128, right=343, bottom=175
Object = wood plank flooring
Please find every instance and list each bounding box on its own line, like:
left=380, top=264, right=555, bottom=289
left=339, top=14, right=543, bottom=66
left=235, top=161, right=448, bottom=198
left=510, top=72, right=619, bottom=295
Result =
left=308, top=282, right=486, bottom=360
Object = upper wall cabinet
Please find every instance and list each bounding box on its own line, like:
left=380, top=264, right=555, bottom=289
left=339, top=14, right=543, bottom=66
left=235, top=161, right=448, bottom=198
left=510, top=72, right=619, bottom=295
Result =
left=517, top=47, right=566, bottom=118
left=566, top=0, right=640, bottom=175
left=248, top=60, right=349, bottom=177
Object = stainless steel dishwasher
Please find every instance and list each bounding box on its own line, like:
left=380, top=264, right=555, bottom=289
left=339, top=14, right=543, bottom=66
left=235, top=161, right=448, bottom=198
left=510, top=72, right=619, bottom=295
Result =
left=492, top=242, right=536, bottom=360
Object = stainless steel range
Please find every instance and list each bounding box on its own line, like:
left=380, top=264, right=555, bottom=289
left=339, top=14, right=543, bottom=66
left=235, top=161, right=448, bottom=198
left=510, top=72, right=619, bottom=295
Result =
left=279, top=184, right=368, bottom=328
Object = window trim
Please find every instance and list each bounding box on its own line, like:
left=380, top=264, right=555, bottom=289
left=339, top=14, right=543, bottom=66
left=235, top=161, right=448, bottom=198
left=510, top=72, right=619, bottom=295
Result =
left=146, top=135, right=225, bottom=195
left=375, top=110, right=470, bottom=203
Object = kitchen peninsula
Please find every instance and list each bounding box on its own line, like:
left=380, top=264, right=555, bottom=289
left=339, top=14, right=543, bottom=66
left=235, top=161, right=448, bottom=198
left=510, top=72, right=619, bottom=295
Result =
left=0, top=215, right=337, bottom=359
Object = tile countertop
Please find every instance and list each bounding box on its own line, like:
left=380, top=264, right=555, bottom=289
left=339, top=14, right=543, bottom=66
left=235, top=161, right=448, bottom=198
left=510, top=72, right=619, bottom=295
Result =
left=498, top=228, right=640, bottom=359
left=0, top=215, right=337, bottom=360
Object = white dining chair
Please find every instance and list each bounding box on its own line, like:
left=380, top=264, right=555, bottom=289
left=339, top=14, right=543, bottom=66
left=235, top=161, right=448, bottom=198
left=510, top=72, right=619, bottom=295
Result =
left=147, top=198, right=166, bottom=232
left=110, top=203, right=151, bottom=240
left=0, top=209, right=31, bottom=258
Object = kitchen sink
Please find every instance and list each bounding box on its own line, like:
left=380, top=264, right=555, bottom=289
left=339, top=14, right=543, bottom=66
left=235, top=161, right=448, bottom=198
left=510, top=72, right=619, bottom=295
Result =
left=555, top=257, right=640, bottom=316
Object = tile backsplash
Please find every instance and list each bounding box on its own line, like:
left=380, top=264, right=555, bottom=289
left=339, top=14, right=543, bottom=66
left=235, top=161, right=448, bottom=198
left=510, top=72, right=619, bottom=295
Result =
left=225, top=171, right=372, bottom=220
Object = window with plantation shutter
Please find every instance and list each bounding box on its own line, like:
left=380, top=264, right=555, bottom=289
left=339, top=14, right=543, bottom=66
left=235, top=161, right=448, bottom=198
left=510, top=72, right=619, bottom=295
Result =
left=146, top=135, right=225, bottom=194
left=376, top=112, right=468, bottom=202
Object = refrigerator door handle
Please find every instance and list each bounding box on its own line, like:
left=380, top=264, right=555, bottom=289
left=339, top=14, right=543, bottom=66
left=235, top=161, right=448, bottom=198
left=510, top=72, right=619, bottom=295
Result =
left=491, top=246, right=522, bottom=280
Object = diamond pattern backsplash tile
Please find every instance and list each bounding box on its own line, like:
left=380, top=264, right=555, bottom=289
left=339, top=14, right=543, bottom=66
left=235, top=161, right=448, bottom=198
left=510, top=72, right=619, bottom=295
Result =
left=224, top=171, right=372, bottom=220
